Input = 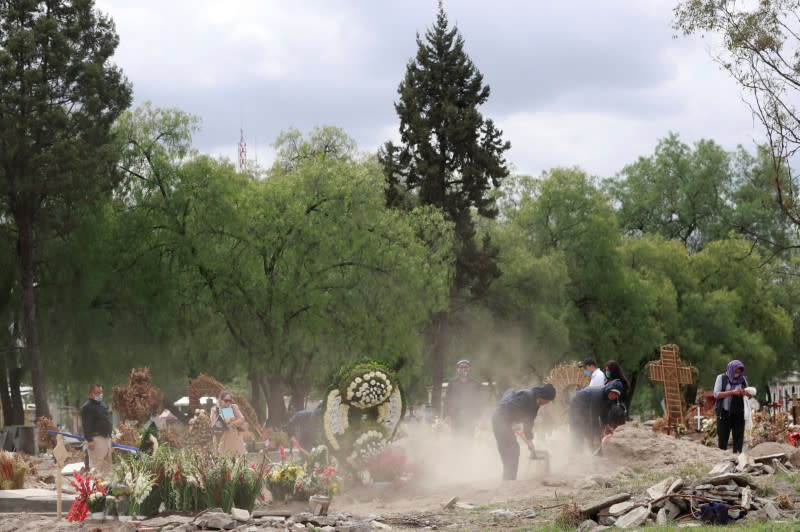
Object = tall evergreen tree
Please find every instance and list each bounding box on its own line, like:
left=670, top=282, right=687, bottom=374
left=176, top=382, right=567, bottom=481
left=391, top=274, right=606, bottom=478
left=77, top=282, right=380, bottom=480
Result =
left=379, top=3, right=510, bottom=412
left=0, top=0, right=131, bottom=417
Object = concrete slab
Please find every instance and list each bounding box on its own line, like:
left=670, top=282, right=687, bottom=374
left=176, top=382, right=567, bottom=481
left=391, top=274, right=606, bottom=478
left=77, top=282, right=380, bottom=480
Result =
left=0, top=488, right=75, bottom=513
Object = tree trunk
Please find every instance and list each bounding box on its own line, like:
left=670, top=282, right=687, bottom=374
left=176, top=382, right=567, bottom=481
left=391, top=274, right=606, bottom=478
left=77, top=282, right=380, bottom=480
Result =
left=429, top=312, right=448, bottom=417
left=17, top=216, right=50, bottom=418
left=9, top=366, right=25, bottom=425
left=0, top=358, right=13, bottom=426
left=249, top=369, right=266, bottom=424
left=265, top=372, right=287, bottom=427
left=288, top=379, right=309, bottom=414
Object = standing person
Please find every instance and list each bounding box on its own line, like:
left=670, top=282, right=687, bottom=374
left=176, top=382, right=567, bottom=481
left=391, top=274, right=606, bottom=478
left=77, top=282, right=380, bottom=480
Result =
left=491, top=383, right=556, bottom=481
left=602, top=360, right=631, bottom=409
left=569, top=380, right=627, bottom=452
left=714, top=359, right=752, bottom=454
left=80, top=384, right=113, bottom=477
left=582, top=358, right=606, bottom=387
left=210, top=391, right=246, bottom=455
left=443, top=359, right=483, bottom=438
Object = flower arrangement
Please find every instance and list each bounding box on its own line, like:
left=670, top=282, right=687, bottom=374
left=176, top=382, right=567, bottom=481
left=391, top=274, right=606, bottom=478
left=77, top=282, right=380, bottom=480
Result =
left=111, top=446, right=269, bottom=516
left=67, top=470, right=107, bottom=521
left=364, top=446, right=417, bottom=484
left=266, top=446, right=339, bottom=502
left=344, top=370, right=393, bottom=409
left=347, top=430, right=387, bottom=468
left=87, top=492, right=106, bottom=513
left=0, top=451, right=27, bottom=490
left=322, top=361, right=405, bottom=470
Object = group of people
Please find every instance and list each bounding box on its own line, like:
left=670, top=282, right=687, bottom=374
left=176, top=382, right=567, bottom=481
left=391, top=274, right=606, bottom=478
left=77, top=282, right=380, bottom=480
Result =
left=80, top=385, right=247, bottom=476
left=443, top=357, right=631, bottom=481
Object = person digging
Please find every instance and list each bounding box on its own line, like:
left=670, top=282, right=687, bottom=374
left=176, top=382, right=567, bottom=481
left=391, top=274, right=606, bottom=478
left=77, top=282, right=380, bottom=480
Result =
left=568, top=379, right=627, bottom=455
left=491, top=383, right=556, bottom=481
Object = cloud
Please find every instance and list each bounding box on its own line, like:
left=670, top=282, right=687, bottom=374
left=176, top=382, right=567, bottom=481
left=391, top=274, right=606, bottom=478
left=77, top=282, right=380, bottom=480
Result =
left=95, top=0, right=764, bottom=177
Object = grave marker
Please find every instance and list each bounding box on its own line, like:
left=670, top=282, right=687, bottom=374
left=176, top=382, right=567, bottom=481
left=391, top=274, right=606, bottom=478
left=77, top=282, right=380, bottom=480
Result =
left=647, top=344, right=697, bottom=431
left=52, top=435, right=69, bottom=519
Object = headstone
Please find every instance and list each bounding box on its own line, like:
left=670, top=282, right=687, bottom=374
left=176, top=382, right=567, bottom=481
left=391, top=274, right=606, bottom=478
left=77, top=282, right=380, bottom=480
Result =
left=646, top=477, right=675, bottom=499
left=741, top=486, right=752, bottom=510
left=708, top=462, right=734, bottom=475
left=614, top=506, right=649, bottom=528
left=646, top=344, right=697, bottom=430
left=608, top=501, right=635, bottom=516
left=578, top=493, right=631, bottom=516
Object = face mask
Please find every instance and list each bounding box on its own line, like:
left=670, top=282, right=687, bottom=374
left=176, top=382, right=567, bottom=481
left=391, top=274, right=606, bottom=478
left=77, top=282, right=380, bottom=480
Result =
left=583, top=369, right=592, bottom=377
left=457, top=369, right=469, bottom=377
left=95, top=393, right=104, bottom=402
left=605, top=370, right=613, bottom=379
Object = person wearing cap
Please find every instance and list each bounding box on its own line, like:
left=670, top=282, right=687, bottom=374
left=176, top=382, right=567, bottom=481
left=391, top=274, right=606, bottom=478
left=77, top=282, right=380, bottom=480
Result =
left=582, top=358, right=606, bottom=387
left=443, top=359, right=483, bottom=438
left=568, top=379, right=627, bottom=452
left=714, top=359, right=752, bottom=454
left=491, top=383, right=556, bottom=480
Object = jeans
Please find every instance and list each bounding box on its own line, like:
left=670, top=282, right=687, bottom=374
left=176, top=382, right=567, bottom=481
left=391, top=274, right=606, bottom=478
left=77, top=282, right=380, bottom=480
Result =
left=492, top=411, right=519, bottom=481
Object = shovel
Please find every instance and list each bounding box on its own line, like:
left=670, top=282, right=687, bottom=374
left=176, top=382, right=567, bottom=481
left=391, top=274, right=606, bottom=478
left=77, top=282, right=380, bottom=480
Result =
left=516, top=432, right=550, bottom=475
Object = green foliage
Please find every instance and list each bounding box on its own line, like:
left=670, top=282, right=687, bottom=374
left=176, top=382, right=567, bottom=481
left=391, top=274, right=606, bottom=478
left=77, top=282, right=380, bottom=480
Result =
left=0, top=0, right=132, bottom=416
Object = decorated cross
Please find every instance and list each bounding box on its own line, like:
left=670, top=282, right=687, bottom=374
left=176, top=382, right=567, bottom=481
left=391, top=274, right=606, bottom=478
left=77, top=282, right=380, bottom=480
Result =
left=647, top=344, right=697, bottom=432
left=548, top=362, right=591, bottom=417
left=52, top=435, right=69, bottom=519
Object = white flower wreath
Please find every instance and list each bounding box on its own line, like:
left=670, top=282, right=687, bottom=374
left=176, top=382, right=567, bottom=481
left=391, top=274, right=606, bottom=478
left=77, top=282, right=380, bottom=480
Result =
left=376, top=388, right=403, bottom=432
left=322, top=390, right=350, bottom=451
left=345, top=370, right=393, bottom=408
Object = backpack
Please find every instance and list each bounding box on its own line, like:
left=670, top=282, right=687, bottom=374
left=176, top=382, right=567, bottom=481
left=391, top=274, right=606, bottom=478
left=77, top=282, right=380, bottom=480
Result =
left=715, top=374, right=748, bottom=416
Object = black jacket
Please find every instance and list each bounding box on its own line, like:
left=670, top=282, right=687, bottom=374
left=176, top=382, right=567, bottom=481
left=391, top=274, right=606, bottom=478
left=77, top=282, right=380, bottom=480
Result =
left=80, top=398, right=112, bottom=439
left=443, top=377, right=482, bottom=427
left=568, top=386, right=611, bottom=439
left=495, top=388, right=544, bottom=440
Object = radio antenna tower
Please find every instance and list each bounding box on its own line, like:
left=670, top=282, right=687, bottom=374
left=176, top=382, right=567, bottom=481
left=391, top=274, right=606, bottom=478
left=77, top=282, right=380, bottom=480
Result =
left=237, top=128, right=247, bottom=173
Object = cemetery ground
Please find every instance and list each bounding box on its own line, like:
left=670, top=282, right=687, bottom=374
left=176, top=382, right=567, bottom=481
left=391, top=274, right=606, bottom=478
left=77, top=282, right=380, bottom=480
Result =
left=3, top=424, right=800, bottom=530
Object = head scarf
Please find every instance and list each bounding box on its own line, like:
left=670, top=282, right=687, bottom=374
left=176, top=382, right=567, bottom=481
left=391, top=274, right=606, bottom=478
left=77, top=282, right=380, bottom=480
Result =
left=726, top=360, right=745, bottom=385
left=534, top=383, right=556, bottom=401
left=456, top=359, right=471, bottom=367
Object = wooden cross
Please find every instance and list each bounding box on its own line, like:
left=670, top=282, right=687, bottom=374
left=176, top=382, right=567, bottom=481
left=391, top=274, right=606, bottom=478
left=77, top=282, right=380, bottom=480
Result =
left=647, top=344, right=697, bottom=431
left=52, top=435, right=69, bottom=519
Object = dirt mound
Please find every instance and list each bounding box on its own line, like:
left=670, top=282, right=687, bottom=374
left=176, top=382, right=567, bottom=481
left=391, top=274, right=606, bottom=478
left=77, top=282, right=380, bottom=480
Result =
left=602, top=424, right=730, bottom=468
left=751, top=441, right=800, bottom=467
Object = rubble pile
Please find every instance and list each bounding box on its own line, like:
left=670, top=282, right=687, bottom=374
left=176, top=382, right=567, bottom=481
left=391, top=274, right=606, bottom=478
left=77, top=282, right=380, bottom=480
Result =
left=133, top=509, right=402, bottom=531
left=577, top=451, right=797, bottom=529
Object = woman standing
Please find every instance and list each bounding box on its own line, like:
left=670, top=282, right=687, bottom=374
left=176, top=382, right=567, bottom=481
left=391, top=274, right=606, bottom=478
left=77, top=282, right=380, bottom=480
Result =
left=713, top=360, right=751, bottom=454
left=602, top=360, right=631, bottom=409
left=209, top=390, right=246, bottom=455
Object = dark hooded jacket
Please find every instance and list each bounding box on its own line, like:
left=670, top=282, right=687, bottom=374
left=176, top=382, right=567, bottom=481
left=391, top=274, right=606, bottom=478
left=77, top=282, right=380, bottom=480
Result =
left=494, top=383, right=556, bottom=440
left=569, top=379, right=625, bottom=439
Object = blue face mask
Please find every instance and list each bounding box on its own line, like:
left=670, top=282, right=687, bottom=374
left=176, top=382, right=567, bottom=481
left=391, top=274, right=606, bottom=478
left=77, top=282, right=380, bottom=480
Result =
left=583, top=369, right=592, bottom=377
left=605, top=370, right=613, bottom=379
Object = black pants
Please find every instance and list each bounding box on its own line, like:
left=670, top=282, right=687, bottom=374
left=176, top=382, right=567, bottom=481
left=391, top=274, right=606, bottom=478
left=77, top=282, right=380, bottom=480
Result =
left=492, top=411, right=519, bottom=481
left=717, top=410, right=745, bottom=453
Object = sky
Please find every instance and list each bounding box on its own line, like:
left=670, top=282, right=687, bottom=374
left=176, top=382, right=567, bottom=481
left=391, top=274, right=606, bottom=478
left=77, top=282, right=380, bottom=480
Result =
left=94, top=0, right=761, bottom=178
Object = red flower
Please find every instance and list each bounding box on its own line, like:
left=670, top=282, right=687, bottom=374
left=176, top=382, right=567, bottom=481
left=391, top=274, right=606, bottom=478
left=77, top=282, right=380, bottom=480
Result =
left=279, top=445, right=286, bottom=463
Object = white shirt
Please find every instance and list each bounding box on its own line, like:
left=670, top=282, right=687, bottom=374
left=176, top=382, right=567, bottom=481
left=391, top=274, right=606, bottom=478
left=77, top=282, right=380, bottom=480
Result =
left=589, top=368, right=606, bottom=387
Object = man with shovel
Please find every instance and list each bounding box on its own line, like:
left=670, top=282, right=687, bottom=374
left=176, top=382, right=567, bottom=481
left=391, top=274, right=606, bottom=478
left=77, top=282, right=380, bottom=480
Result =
left=491, top=383, right=556, bottom=480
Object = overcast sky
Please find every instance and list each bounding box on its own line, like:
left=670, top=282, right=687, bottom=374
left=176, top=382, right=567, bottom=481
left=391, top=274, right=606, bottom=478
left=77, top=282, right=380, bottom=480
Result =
left=94, top=0, right=760, bottom=178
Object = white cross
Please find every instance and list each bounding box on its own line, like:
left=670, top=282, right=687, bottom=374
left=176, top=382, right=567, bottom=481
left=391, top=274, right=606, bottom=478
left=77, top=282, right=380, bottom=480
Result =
left=694, top=406, right=704, bottom=431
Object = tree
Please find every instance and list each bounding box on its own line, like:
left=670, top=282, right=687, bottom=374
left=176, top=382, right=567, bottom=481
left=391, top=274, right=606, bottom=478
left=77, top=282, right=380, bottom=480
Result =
left=379, top=4, right=510, bottom=412
left=674, top=0, right=800, bottom=234
left=0, top=0, right=132, bottom=417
